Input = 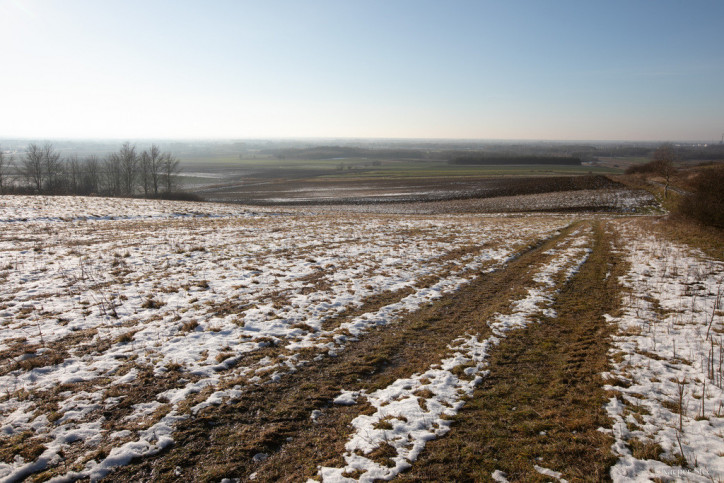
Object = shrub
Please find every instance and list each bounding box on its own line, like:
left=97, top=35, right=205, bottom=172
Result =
left=141, top=297, right=165, bottom=309
left=625, top=162, right=659, bottom=175
left=180, top=320, right=199, bottom=332
left=153, top=191, right=205, bottom=202
left=678, top=165, right=724, bottom=228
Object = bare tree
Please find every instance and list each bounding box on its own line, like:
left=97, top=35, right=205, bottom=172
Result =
left=20, top=143, right=45, bottom=191
left=103, top=153, right=123, bottom=196
left=651, top=144, right=677, bottom=198
left=160, top=152, right=181, bottom=193
left=0, top=148, right=14, bottom=194
left=66, top=155, right=82, bottom=194
left=118, top=142, right=138, bottom=196
left=42, top=144, right=63, bottom=193
left=140, top=145, right=177, bottom=197
left=147, top=144, right=163, bottom=196
left=82, top=155, right=101, bottom=195
left=140, top=150, right=151, bottom=197
left=0, top=150, right=4, bottom=193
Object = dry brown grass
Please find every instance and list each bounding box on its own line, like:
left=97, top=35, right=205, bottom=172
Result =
left=399, top=221, right=620, bottom=482
left=612, top=171, right=724, bottom=259
left=635, top=215, right=724, bottom=261
left=0, top=431, right=47, bottom=465
left=0, top=328, right=103, bottom=378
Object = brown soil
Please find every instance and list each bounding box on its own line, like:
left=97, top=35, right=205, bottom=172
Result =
left=201, top=175, right=623, bottom=206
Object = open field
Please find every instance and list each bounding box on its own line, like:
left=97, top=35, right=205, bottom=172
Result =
left=1, top=194, right=723, bottom=482
left=195, top=174, right=653, bottom=212
left=178, top=157, right=621, bottom=194
left=181, top=158, right=619, bottom=178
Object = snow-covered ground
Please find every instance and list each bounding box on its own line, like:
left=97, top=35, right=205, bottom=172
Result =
left=4, top=195, right=718, bottom=482
left=0, top=196, right=571, bottom=481
left=0, top=195, right=258, bottom=223
left=604, top=221, right=724, bottom=482
left=288, top=188, right=659, bottom=215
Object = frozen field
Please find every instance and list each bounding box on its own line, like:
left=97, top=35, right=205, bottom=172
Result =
left=604, top=221, right=724, bottom=482
left=0, top=195, right=722, bottom=482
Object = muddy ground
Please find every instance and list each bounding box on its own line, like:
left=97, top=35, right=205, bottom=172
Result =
left=193, top=175, right=658, bottom=215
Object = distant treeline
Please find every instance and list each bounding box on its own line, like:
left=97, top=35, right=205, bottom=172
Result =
left=256, top=142, right=724, bottom=166
left=264, top=146, right=589, bottom=164
left=673, top=144, right=724, bottom=161
left=263, top=146, right=428, bottom=160
left=0, top=142, right=183, bottom=197
left=261, top=143, right=724, bottom=165
left=449, top=155, right=582, bottom=166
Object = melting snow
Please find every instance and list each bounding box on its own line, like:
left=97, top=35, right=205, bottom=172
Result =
left=318, top=227, right=592, bottom=481
left=605, top=221, right=724, bottom=482
left=0, top=195, right=572, bottom=481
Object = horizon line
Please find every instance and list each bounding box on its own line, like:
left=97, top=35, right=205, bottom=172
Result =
left=1, top=135, right=720, bottom=145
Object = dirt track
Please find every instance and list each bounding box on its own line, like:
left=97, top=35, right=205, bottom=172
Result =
left=108, top=220, right=619, bottom=482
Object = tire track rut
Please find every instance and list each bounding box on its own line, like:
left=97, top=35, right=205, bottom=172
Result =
left=398, top=220, right=621, bottom=482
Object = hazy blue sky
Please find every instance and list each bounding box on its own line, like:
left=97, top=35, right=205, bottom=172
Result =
left=1, top=0, right=723, bottom=141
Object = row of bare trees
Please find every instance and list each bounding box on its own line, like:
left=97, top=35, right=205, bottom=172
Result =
left=99, top=142, right=180, bottom=197
left=1, top=142, right=180, bottom=197
left=0, top=149, right=12, bottom=194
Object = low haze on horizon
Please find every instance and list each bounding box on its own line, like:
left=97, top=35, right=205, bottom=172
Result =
left=1, top=0, right=723, bottom=142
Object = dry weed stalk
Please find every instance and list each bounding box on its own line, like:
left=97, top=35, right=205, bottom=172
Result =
left=705, top=285, right=722, bottom=341
left=676, top=377, right=688, bottom=432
